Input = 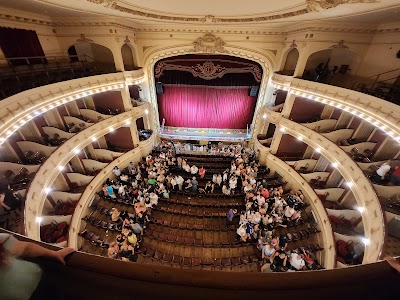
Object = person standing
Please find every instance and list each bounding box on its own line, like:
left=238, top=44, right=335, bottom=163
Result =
left=191, top=177, right=198, bottom=193
left=176, top=175, right=184, bottom=191
left=226, top=208, right=237, bottom=226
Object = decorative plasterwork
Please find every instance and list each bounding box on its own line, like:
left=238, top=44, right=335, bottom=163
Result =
left=155, top=59, right=262, bottom=82
left=191, top=33, right=227, bottom=53
left=85, top=0, right=376, bottom=23
left=330, top=40, right=349, bottom=49
left=76, top=34, right=94, bottom=43
left=2, top=12, right=400, bottom=35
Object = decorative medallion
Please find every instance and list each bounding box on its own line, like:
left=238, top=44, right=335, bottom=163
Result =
left=192, top=33, right=227, bottom=53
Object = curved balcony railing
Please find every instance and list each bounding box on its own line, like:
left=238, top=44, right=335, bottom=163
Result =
left=0, top=227, right=398, bottom=298
left=259, top=107, right=385, bottom=264
left=271, top=73, right=400, bottom=145
left=68, top=134, right=155, bottom=248
left=25, top=103, right=151, bottom=240
left=254, top=139, right=336, bottom=269
left=0, top=70, right=145, bottom=146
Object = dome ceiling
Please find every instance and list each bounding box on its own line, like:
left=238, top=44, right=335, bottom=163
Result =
left=1, top=0, right=400, bottom=25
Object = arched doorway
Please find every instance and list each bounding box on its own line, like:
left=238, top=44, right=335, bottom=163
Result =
left=303, top=48, right=359, bottom=83
left=68, top=42, right=116, bottom=73
left=281, top=48, right=299, bottom=76
left=121, top=43, right=136, bottom=71
left=67, top=45, right=79, bottom=62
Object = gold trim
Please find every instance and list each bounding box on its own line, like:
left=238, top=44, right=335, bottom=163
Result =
left=85, top=0, right=376, bottom=23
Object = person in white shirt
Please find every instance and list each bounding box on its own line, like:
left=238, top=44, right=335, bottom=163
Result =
left=170, top=176, right=177, bottom=191
left=190, top=165, right=198, bottom=174
left=112, top=166, right=121, bottom=177
left=289, top=252, right=305, bottom=270
left=176, top=175, right=184, bottom=191
left=374, top=161, right=391, bottom=183
left=212, top=174, right=218, bottom=184
left=216, top=174, right=222, bottom=186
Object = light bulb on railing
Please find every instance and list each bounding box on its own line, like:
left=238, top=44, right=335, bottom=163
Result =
left=361, top=238, right=370, bottom=245
left=44, top=187, right=52, bottom=194
left=262, top=114, right=267, bottom=119
left=91, top=137, right=97, bottom=142
left=35, top=216, right=43, bottom=224
left=315, top=147, right=321, bottom=153
left=58, top=166, right=64, bottom=171
left=145, top=109, right=149, bottom=115
left=297, top=136, right=303, bottom=141
left=356, top=206, right=365, bottom=213
left=332, top=162, right=338, bottom=168
left=346, top=181, right=353, bottom=188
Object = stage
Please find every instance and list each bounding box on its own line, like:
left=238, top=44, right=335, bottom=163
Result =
left=159, top=126, right=250, bottom=142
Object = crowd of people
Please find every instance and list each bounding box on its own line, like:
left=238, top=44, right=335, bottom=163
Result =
left=96, top=140, right=320, bottom=271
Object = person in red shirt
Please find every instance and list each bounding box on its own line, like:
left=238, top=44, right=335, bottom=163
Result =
left=261, top=188, right=269, bottom=199
left=390, top=163, right=400, bottom=186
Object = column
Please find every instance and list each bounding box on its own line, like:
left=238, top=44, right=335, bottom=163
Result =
left=120, top=86, right=133, bottom=111
left=130, top=123, right=140, bottom=148
left=280, top=93, right=296, bottom=118
left=111, top=45, right=125, bottom=72
left=293, top=52, right=309, bottom=78
left=269, top=131, right=284, bottom=154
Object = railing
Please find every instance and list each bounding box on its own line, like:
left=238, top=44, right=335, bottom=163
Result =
left=1, top=227, right=398, bottom=298
left=0, top=54, right=118, bottom=99
left=254, top=139, right=336, bottom=269
left=271, top=73, right=400, bottom=146
left=68, top=134, right=155, bottom=248
left=299, top=69, right=400, bottom=105
left=259, top=106, right=385, bottom=264
left=0, top=70, right=145, bottom=148
left=24, top=103, right=151, bottom=240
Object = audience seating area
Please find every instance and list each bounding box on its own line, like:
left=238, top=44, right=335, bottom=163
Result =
left=78, top=142, right=324, bottom=272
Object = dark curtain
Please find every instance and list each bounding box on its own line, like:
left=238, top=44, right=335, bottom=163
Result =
left=157, top=85, right=256, bottom=129
left=0, top=27, right=46, bottom=65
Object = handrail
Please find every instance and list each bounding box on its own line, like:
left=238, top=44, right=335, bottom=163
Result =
left=24, top=103, right=150, bottom=240
left=0, top=70, right=145, bottom=147
left=1, top=227, right=398, bottom=298
left=367, top=67, right=400, bottom=78
left=260, top=106, right=386, bottom=264
left=270, top=73, right=400, bottom=143
left=254, top=139, right=336, bottom=269
left=68, top=134, right=155, bottom=248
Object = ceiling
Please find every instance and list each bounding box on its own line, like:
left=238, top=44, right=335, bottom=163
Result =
left=0, top=0, right=400, bottom=26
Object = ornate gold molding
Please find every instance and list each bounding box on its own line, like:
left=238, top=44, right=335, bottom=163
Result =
left=191, top=33, right=227, bottom=53
left=84, top=0, right=377, bottom=23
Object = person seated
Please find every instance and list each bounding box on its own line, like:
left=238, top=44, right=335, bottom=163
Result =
left=390, top=162, right=400, bottom=186
left=236, top=224, right=248, bottom=242
left=272, top=251, right=288, bottom=272
left=262, top=243, right=276, bottom=263
left=371, top=161, right=391, bottom=184
left=205, top=181, right=213, bottom=194
left=289, top=252, right=306, bottom=271
left=190, top=165, right=198, bottom=175
left=119, top=239, right=136, bottom=262
left=199, top=167, right=205, bottom=178
left=108, top=242, right=119, bottom=259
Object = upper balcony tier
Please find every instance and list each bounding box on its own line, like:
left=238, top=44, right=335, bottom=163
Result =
left=270, top=73, right=400, bottom=147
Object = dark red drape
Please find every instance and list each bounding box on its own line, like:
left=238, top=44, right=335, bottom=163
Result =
left=0, top=27, right=46, bottom=65
left=157, top=85, right=256, bottom=129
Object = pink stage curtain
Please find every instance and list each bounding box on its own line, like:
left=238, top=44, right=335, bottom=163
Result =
left=157, top=85, right=256, bottom=129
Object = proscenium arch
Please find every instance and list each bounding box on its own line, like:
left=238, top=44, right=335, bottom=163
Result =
left=142, top=44, right=275, bottom=139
